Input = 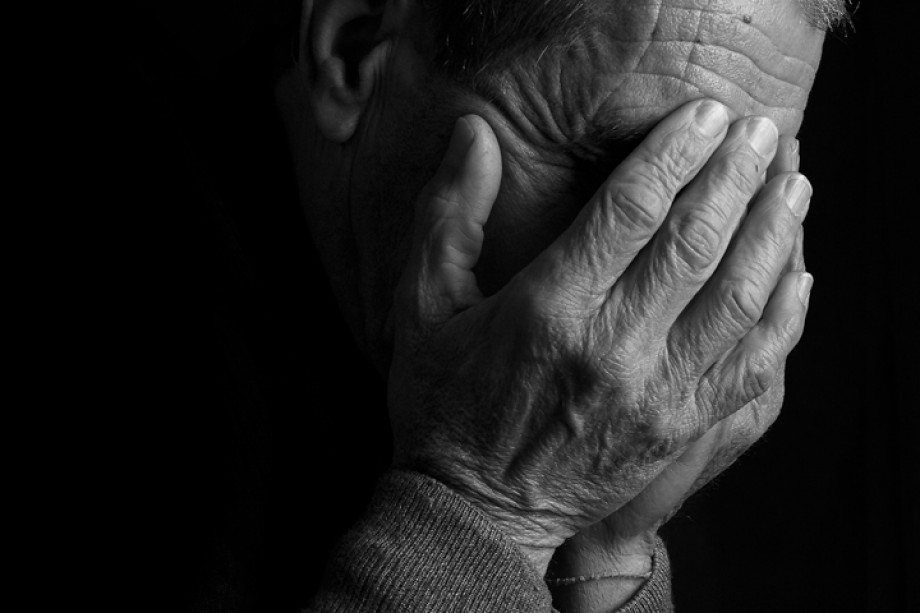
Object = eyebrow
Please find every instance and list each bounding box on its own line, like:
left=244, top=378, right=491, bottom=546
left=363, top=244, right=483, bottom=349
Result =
left=800, top=0, right=853, bottom=32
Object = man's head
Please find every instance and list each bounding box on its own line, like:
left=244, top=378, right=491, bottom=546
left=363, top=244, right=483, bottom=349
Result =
left=277, top=0, right=848, bottom=371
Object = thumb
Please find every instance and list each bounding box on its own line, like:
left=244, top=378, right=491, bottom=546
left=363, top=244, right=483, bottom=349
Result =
left=409, top=114, right=502, bottom=321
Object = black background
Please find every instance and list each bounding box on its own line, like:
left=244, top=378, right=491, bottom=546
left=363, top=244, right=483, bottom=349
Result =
left=123, top=2, right=917, bottom=611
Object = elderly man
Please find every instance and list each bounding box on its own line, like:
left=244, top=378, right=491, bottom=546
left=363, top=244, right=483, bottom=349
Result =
left=276, top=0, right=848, bottom=610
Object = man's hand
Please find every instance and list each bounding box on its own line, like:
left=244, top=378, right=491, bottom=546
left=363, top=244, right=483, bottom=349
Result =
left=545, top=135, right=810, bottom=611
left=388, top=99, right=812, bottom=575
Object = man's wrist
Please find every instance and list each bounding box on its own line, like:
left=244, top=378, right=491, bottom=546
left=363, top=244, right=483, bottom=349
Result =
left=412, top=465, right=568, bottom=576
left=463, top=500, right=565, bottom=576
left=547, top=549, right=653, bottom=581
left=545, top=534, right=658, bottom=613
left=547, top=529, right=656, bottom=579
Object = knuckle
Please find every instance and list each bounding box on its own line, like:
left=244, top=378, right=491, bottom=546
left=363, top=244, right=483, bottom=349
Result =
left=637, top=408, right=684, bottom=459
left=514, top=278, right=557, bottom=321
left=661, top=134, right=700, bottom=177
left=634, top=362, right=694, bottom=454
left=693, top=375, right=724, bottom=430
left=669, top=209, right=723, bottom=270
left=751, top=208, right=791, bottom=255
left=775, top=305, right=804, bottom=342
left=664, top=328, right=697, bottom=372
left=721, top=279, right=764, bottom=329
left=514, top=276, right=590, bottom=343
left=709, top=150, right=761, bottom=198
left=605, top=181, right=663, bottom=235
left=738, top=354, right=777, bottom=402
left=635, top=137, right=697, bottom=194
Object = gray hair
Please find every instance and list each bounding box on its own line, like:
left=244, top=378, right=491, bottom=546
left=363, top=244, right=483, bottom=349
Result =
left=803, top=0, right=854, bottom=32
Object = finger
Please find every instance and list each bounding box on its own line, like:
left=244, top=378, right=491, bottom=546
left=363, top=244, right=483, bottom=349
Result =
left=694, top=271, right=812, bottom=430
left=409, top=115, right=502, bottom=319
left=667, top=172, right=811, bottom=376
left=767, top=136, right=804, bottom=275
left=616, top=116, right=780, bottom=340
left=784, top=227, right=805, bottom=275
left=528, top=99, right=730, bottom=302
left=766, top=136, right=800, bottom=182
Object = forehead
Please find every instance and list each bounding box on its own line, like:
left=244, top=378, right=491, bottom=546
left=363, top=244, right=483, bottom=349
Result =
left=483, top=0, right=828, bottom=152
left=443, top=0, right=831, bottom=293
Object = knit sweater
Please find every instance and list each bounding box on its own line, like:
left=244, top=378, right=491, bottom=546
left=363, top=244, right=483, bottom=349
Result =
left=305, top=470, right=673, bottom=612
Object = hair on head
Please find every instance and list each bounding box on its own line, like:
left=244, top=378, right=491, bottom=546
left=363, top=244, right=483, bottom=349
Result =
left=803, top=0, right=854, bottom=32
left=418, top=0, right=594, bottom=79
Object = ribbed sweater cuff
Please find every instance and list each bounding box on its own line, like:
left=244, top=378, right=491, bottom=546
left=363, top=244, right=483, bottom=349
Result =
left=615, top=537, right=674, bottom=613
left=306, top=469, right=554, bottom=612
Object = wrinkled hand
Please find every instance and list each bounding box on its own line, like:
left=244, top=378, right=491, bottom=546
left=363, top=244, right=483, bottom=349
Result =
left=545, top=135, right=810, bottom=610
left=387, top=100, right=812, bottom=575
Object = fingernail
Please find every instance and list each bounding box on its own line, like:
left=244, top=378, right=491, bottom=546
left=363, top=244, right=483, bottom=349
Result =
left=785, top=174, right=812, bottom=217
left=790, top=138, right=801, bottom=171
left=694, top=101, right=728, bottom=137
left=747, top=117, right=778, bottom=157
left=797, top=273, right=813, bottom=306
left=444, top=117, right=476, bottom=176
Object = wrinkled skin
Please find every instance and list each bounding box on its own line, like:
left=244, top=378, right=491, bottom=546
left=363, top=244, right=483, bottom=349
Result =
left=277, top=0, right=824, bottom=357
left=277, top=0, right=826, bottom=583
left=470, top=0, right=824, bottom=293
left=389, top=103, right=811, bottom=577
left=547, top=132, right=806, bottom=610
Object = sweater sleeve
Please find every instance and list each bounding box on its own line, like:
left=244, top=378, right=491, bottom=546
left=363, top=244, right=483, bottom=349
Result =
left=303, top=469, right=554, bottom=612
left=613, top=538, right=674, bottom=613
left=547, top=536, right=673, bottom=613
left=304, top=469, right=674, bottom=613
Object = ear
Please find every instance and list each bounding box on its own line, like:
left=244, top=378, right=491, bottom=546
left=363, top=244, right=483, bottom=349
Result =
left=305, top=0, right=410, bottom=143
